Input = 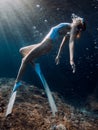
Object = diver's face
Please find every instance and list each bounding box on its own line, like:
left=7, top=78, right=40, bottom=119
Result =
left=72, top=18, right=83, bottom=26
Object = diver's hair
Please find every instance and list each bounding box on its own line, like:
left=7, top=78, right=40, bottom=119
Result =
left=71, top=13, right=86, bottom=31
left=77, top=21, right=86, bottom=31
left=71, top=13, right=84, bottom=23
left=82, top=21, right=86, bottom=31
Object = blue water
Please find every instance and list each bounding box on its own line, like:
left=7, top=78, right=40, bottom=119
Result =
left=0, top=0, right=98, bottom=106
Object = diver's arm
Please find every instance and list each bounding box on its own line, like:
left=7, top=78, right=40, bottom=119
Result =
left=69, top=36, right=75, bottom=65
left=69, top=26, right=76, bottom=73
left=55, top=35, right=68, bottom=65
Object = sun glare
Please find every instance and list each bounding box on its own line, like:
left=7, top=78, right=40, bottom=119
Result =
left=0, top=0, right=35, bottom=46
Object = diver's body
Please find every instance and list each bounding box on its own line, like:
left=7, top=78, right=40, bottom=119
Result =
left=15, top=14, right=86, bottom=85
left=20, top=23, right=71, bottom=60
left=16, top=23, right=71, bottom=82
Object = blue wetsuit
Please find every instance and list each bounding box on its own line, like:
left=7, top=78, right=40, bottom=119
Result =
left=45, top=23, right=70, bottom=41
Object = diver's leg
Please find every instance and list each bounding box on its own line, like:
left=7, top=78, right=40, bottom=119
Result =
left=16, top=43, right=43, bottom=82
left=6, top=45, right=39, bottom=116
left=19, top=44, right=36, bottom=57
left=15, top=43, right=43, bottom=82
left=6, top=58, right=28, bottom=116
left=15, top=57, right=28, bottom=82
left=14, top=43, right=44, bottom=90
left=25, top=40, right=52, bottom=62
left=20, top=38, right=52, bottom=60
left=16, top=39, right=52, bottom=82
left=24, top=43, right=45, bottom=61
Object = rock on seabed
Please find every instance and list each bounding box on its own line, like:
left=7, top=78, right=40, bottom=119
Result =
left=0, top=78, right=98, bottom=130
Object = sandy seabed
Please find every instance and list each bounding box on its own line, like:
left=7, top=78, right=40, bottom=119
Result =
left=0, top=78, right=98, bottom=130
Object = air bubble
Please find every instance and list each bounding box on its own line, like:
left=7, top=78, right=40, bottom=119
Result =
left=36, top=4, right=40, bottom=8
left=44, top=19, right=48, bottom=22
left=57, top=8, right=60, bottom=11
left=33, top=26, right=36, bottom=29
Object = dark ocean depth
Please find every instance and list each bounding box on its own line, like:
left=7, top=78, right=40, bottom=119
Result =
left=0, top=0, right=98, bottom=106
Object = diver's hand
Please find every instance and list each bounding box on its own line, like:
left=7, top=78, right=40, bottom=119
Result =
left=55, top=56, right=60, bottom=65
left=70, top=60, right=76, bottom=73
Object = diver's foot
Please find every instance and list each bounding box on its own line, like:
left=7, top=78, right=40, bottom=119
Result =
left=13, top=81, right=22, bottom=92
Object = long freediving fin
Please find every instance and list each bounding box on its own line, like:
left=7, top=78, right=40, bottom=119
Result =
left=34, top=63, right=57, bottom=116
left=6, top=91, right=17, bottom=116
left=6, top=82, right=22, bottom=117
